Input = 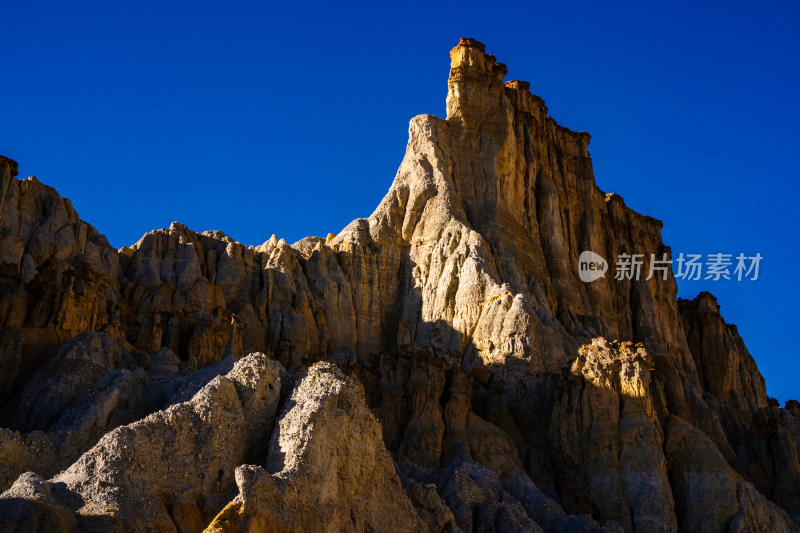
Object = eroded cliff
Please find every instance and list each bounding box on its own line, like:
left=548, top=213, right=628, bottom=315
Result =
left=0, top=39, right=797, bottom=532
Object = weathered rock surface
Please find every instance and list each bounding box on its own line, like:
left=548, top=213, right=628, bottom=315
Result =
left=0, top=472, right=78, bottom=532
left=0, top=366, right=151, bottom=495
left=664, top=415, right=796, bottom=532
left=549, top=339, right=675, bottom=532
left=207, top=362, right=424, bottom=532
left=0, top=352, right=282, bottom=532
left=0, top=331, right=127, bottom=432
left=1, top=39, right=799, bottom=532
left=0, top=336, right=237, bottom=496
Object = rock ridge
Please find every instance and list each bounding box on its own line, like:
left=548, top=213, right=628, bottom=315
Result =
left=0, top=39, right=798, bottom=532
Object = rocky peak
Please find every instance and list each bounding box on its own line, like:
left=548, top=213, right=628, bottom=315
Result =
left=446, top=37, right=508, bottom=128
left=0, top=39, right=798, bottom=532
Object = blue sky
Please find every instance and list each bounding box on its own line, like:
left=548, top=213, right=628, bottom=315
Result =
left=2, top=0, right=798, bottom=401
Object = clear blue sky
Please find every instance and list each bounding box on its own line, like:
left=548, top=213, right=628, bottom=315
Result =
left=2, top=1, right=798, bottom=401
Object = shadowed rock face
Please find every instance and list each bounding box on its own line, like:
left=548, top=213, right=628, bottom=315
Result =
left=207, top=362, right=426, bottom=533
left=0, top=39, right=798, bottom=532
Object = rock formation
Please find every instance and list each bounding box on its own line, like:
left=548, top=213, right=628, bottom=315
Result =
left=207, top=362, right=425, bottom=532
left=0, top=39, right=798, bottom=532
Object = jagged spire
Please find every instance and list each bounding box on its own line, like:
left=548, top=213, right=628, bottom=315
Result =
left=446, top=38, right=508, bottom=128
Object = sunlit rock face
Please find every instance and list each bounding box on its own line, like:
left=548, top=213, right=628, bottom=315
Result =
left=1, top=40, right=799, bottom=532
